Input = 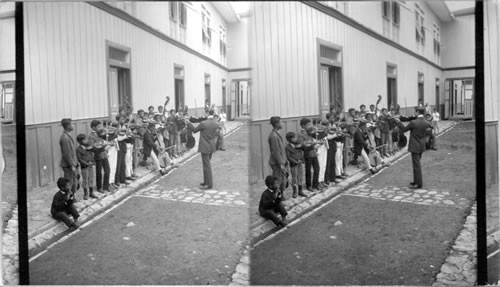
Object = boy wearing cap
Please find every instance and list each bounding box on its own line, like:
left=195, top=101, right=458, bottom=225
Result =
left=258, top=175, right=288, bottom=227
left=59, top=118, right=80, bottom=199
left=299, top=118, right=322, bottom=192
left=285, top=132, right=307, bottom=198
left=268, top=116, right=289, bottom=198
left=76, top=134, right=99, bottom=200
left=90, top=120, right=112, bottom=193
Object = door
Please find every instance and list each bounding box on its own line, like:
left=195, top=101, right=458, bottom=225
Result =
left=418, top=83, right=424, bottom=106
left=387, top=78, right=397, bottom=109
left=175, top=79, right=184, bottom=112
left=108, top=68, right=120, bottom=119
left=222, top=80, right=226, bottom=112
left=463, top=79, right=473, bottom=118
left=1, top=82, right=15, bottom=123
left=319, top=66, right=330, bottom=119
left=230, top=81, right=237, bottom=120
left=444, top=80, right=450, bottom=119
left=435, top=78, right=440, bottom=111
left=330, top=67, right=343, bottom=112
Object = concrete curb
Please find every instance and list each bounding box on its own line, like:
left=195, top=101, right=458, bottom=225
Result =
left=433, top=203, right=477, bottom=286
left=28, top=121, right=245, bottom=258
left=250, top=121, right=459, bottom=245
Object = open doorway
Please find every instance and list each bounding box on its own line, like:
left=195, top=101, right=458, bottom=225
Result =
left=387, top=64, right=397, bottom=109
left=444, top=78, right=474, bottom=119
left=174, top=65, right=184, bottom=112
left=230, top=79, right=251, bottom=119
left=107, top=42, right=132, bottom=119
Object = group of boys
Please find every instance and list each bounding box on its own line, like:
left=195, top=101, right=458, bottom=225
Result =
left=259, top=99, right=441, bottom=227
left=53, top=103, right=228, bottom=229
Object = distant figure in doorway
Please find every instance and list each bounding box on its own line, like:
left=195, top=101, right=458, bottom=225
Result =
left=268, top=116, right=289, bottom=199
left=59, top=118, right=80, bottom=200
left=51, top=177, right=80, bottom=230
left=258, top=175, right=288, bottom=227
left=431, top=108, right=440, bottom=135
left=192, top=109, right=219, bottom=189
left=399, top=107, right=433, bottom=189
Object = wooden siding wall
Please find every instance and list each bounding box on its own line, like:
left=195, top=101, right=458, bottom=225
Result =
left=25, top=118, right=106, bottom=191
left=485, top=122, right=499, bottom=186
left=24, top=2, right=229, bottom=126
left=250, top=1, right=442, bottom=122
left=249, top=117, right=306, bottom=184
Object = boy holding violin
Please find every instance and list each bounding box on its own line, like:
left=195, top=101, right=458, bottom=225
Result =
left=89, top=120, right=113, bottom=193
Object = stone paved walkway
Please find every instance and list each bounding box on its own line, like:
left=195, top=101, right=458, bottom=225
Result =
left=346, top=183, right=470, bottom=209
left=135, top=183, right=247, bottom=207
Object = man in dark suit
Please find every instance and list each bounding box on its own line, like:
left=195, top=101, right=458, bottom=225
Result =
left=268, top=116, right=288, bottom=198
left=400, top=107, right=433, bottom=189
left=192, top=110, right=219, bottom=189
left=59, top=118, right=80, bottom=199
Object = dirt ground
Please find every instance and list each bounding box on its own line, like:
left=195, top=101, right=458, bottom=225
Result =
left=250, top=121, right=476, bottom=285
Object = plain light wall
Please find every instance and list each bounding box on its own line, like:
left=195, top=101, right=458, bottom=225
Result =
left=0, top=17, right=15, bottom=71
left=227, top=17, right=249, bottom=69
left=23, top=2, right=229, bottom=125
left=441, top=14, right=475, bottom=68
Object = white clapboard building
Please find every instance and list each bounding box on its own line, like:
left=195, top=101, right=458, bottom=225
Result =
left=20, top=2, right=250, bottom=191
left=248, top=1, right=476, bottom=183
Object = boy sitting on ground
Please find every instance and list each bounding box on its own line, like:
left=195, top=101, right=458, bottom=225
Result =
left=51, top=177, right=80, bottom=230
left=259, top=175, right=288, bottom=227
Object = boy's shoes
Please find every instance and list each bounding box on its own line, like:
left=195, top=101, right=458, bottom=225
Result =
left=125, top=177, right=136, bottom=181
left=311, top=187, right=320, bottom=192
left=69, top=222, right=80, bottom=230
left=97, top=188, right=104, bottom=193
left=278, top=220, right=288, bottom=228
left=298, top=190, right=307, bottom=197
left=89, top=192, right=98, bottom=199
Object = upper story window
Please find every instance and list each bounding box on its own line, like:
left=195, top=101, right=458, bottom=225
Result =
left=415, top=4, right=425, bottom=51
left=201, top=5, right=212, bottom=47
left=179, top=3, right=187, bottom=27
left=433, top=24, right=441, bottom=62
left=382, top=1, right=400, bottom=42
left=219, top=25, right=227, bottom=64
left=169, top=2, right=178, bottom=22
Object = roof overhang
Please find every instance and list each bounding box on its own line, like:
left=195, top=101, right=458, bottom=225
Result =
left=211, top=2, right=240, bottom=24
left=425, top=0, right=454, bottom=22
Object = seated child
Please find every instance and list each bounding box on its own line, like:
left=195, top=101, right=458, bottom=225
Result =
left=51, top=177, right=80, bottom=229
left=258, top=175, right=288, bottom=227
left=285, top=132, right=307, bottom=198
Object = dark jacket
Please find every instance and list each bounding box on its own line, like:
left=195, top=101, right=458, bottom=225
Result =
left=89, top=131, right=107, bottom=160
left=142, top=129, right=159, bottom=157
left=298, top=130, right=317, bottom=159
left=258, top=188, right=283, bottom=211
left=286, top=143, right=304, bottom=166
left=353, top=129, right=369, bottom=156
left=193, top=118, right=219, bottom=154
left=378, top=115, right=390, bottom=134
left=51, top=190, right=75, bottom=215
left=268, top=129, right=287, bottom=166
left=76, top=145, right=95, bottom=168
left=60, top=132, right=78, bottom=168
left=400, top=116, right=433, bottom=153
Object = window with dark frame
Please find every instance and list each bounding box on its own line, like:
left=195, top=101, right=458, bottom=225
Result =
left=170, top=2, right=178, bottom=22
left=179, top=3, right=187, bottom=27
left=382, top=1, right=390, bottom=19
left=392, top=2, right=400, bottom=25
